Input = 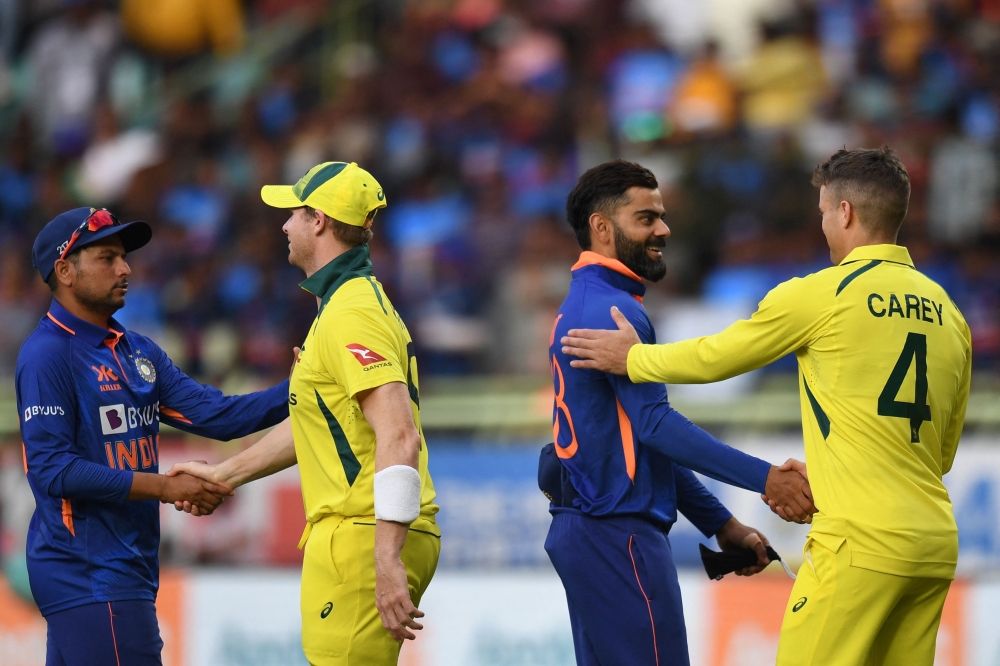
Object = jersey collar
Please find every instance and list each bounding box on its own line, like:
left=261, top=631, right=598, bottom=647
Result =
left=571, top=251, right=647, bottom=300
left=839, top=244, right=914, bottom=268
left=46, top=299, right=125, bottom=347
left=300, top=244, right=374, bottom=310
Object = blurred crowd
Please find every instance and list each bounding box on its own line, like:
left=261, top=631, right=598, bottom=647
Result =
left=0, top=0, right=998, bottom=386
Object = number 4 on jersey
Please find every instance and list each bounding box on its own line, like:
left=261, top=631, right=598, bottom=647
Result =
left=878, top=332, right=931, bottom=443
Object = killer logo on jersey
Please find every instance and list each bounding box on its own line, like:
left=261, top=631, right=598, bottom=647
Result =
left=92, top=364, right=122, bottom=392
left=346, top=344, right=387, bottom=367
left=135, top=356, right=156, bottom=383
left=100, top=404, right=128, bottom=435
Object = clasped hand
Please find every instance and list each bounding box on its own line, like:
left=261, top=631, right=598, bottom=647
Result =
left=763, top=458, right=816, bottom=523
left=164, top=460, right=231, bottom=516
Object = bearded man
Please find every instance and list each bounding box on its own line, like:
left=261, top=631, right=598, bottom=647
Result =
left=543, top=160, right=814, bottom=665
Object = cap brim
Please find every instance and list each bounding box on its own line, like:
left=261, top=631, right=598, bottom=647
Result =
left=261, top=185, right=305, bottom=209
left=80, top=221, right=153, bottom=254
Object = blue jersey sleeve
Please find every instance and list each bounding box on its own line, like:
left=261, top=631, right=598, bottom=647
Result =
left=150, top=342, right=289, bottom=440
left=673, top=463, right=732, bottom=537
left=607, top=303, right=772, bottom=494
left=17, top=344, right=132, bottom=503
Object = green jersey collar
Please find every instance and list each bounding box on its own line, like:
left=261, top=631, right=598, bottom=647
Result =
left=300, top=244, right=374, bottom=308
left=839, top=244, right=914, bottom=268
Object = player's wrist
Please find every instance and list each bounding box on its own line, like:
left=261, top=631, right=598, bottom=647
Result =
left=625, top=343, right=641, bottom=381
left=153, top=473, right=174, bottom=503
left=214, top=459, right=242, bottom=489
left=715, top=516, right=739, bottom=537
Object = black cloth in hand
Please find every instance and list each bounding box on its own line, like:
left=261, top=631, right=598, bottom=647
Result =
left=699, top=543, right=782, bottom=580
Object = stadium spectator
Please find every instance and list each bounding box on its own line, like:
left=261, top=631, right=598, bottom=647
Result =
left=0, top=0, right=996, bottom=390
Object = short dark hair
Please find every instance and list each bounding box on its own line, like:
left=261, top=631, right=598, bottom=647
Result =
left=46, top=250, right=81, bottom=291
left=812, top=146, right=911, bottom=239
left=305, top=206, right=374, bottom=246
left=566, top=160, right=659, bottom=250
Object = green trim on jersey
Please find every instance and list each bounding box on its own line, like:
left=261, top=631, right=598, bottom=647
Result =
left=315, top=389, right=361, bottom=486
left=300, top=245, right=375, bottom=312
left=836, top=260, right=882, bottom=296
left=803, top=378, right=831, bottom=439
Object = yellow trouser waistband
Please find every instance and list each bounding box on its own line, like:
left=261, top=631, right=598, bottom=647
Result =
left=297, top=514, right=376, bottom=549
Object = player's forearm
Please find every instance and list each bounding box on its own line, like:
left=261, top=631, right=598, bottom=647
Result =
left=127, top=471, right=168, bottom=501
left=627, top=332, right=773, bottom=385
left=673, top=464, right=733, bottom=537
left=215, top=417, right=297, bottom=488
left=374, top=519, right=410, bottom=563
left=640, top=406, right=771, bottom=493
left=55, top=457, right=133, bottom=503
left=627, top=290, right=812, bottom=385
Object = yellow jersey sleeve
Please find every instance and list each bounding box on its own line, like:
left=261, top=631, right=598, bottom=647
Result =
left=314, top=299, right=407, bottom=400
left=941, top=323, right=972, bottom=474
left=627, top=274, right=831, bottom=384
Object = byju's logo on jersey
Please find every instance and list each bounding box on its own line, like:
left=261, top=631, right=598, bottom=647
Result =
left=346, top=344, right=386, bottom=367
left=23, top=405, right=65, bottom=421
left=99, top=404, right=128, bottom=435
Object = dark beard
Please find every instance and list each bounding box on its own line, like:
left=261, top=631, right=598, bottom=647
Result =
left=76, top=274, right=126, bottom=318
left=612, top=223, right=666, bottom=282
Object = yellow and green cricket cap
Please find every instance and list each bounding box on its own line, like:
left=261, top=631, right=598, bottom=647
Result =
left=260, top=161, right=386, bottom=227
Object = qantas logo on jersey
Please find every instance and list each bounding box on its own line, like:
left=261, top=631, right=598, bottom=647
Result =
left=346, top=344, right=388, bottom=366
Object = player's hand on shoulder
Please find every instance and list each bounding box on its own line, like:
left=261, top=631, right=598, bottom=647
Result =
left=561, top=306, right=640, bottom=375
left=715, top=517, right=771, bottom=576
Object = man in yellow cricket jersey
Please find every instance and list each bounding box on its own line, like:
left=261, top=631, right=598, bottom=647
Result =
left=168, top=162, right=440, bottom=665
left=559, top=146, right=971, bottom=665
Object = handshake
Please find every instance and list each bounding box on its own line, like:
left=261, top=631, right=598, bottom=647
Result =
left=156, top=457, right=818, bottom=521
left=763, top=458, right=816, bottom=523
left=156, top=461, right=232, bottom=516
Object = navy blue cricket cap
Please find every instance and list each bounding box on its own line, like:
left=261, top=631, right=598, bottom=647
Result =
left=32, top=207, right=152, bottom=282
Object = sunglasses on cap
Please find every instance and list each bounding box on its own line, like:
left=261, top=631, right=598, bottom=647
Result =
left=59, top=208, right=119, bottom=261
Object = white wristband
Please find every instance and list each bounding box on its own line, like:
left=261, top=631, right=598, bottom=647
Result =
left=374, top=465, right=421, bottom=523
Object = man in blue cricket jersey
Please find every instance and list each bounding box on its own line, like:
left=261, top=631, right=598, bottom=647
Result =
left=16, top=207, right=291, bottom=666
left=545, top=161, right=815, bottom=666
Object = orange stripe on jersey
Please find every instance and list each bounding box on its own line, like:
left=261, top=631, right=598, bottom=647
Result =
left=616, top=398, right=636, bottom=482
left=62, top=499, right=76, bottom=536
left=159, top=406, right=193, bottom=425
left=22, top=442, right=28, bottom=473
left=104, top=332, right=129, bottom=384
left=46, top=312, right=76, bottom=335
left=550, top=314, right=564, bottom=346
left=551, top=357, right=579, bottom=459
left=571, top=251, right=643, bottom=284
